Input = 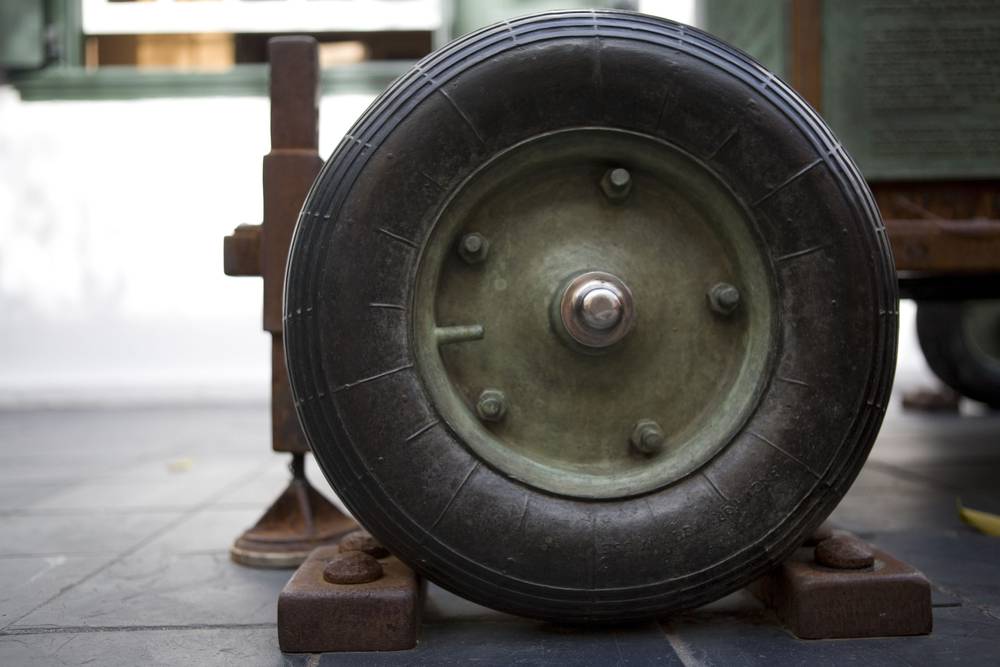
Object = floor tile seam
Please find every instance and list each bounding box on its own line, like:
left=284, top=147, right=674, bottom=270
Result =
left=0, top=459, right=273, bottom=633
left=930, top=582, right=1000, bottom=625
left=0, top=622, right=277, bottom=637
left=864, top=460, right=963, bottom=495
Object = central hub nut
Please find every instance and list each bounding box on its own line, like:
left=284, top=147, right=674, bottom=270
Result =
left=579, top=287, right=623, bottom=331
left=556, top=271, right=635, bottom=350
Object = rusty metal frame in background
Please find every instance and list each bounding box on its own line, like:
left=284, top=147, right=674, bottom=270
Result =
left=224, top=37, right=355, bottom=568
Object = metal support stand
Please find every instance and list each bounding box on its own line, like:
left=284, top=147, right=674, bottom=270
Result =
left=275, top=527, right=930, bottom=653
left=278, top=531, right=422, bottom=653
left=224, top=36, right=356, bottom=568
left=752, top=528, right=933, bottom=639
left=231, top=453, right=357, bottom=568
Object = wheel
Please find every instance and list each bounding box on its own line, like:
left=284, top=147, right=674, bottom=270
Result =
left=917, top=301, right=1000, bottom=407
left=284, top=10, right=898, bottom=622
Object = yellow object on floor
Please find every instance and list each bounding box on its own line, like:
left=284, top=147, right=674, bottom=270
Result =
left=958, top=500, right=1000, bottom=536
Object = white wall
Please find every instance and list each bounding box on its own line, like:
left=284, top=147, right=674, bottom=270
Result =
left=0, top=88, right=375, bottom=406
left=640, top=0, right=695, bottom=24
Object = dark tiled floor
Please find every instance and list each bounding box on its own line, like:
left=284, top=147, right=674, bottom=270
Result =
left=1, top=403, right=999, bottom=665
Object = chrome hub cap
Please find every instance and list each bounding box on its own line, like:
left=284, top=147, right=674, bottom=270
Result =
left=556, top=271, right=636, bottom=350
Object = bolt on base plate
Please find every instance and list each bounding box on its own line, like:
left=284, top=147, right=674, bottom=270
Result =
left=277, top=543, right=421, bottom=652
left=276, top=528, right=930, bottom=652
left=749, top=530, right=932, bottom=639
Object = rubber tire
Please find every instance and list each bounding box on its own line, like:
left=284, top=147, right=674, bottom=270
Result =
left=917, top=301, right=1000, bottom=407
left=285, top=10, right=898, bottom=622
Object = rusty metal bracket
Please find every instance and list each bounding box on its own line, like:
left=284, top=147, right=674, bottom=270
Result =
left=276, top=528, right=931, bottom=653
left=224, top=35, right=323, bottom=454
left=224, top=36, right=356, bottom=568
left=887, top=218, right=1000, bottom=273
left=751, top=530, right=932, bottom=639
left=223, top=224, right=262, bottom=276
left=278, top=533, right=422, bottom=653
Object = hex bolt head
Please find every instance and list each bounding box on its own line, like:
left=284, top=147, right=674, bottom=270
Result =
left=338, top=529, right=390, bottom=559
left=708, top=282, right=741, bottom=316
left=476, top=389, right=507, bottom=422
left=630, top=419, right=665, bottom=455
left=814, top=534, right=875, bottom=570
left=458, top=232, right=489, bottom=264
left=600, top=167, right=632, bottom=202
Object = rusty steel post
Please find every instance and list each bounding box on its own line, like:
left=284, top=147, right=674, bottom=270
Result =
left=225, top=36, right=355, bottom=568
left=789, top=0, right=823, bottom=112
left=262, top=37, right=324, bottom=454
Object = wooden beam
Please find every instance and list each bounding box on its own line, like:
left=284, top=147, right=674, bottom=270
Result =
left=789, top=0, right=823, bottom=111
left=887, top=219, right=1000, bottom=273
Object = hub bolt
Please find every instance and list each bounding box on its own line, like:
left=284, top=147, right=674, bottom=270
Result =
left=630, top=419, right=665, bottom=455
left=708, top=282, right=741, bottom=316
left=476, top=389, right=507, bottom=423
left=600, top=167, right=632, bottom=202
left=458, top=232, right=489, bottom=264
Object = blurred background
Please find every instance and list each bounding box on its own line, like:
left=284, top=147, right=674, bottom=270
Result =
left=0, top=0, right=959, bottom=409
left=0, top=0, right=709, bottom=409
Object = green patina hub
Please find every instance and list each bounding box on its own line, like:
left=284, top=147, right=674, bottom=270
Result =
left=412, top=128, right=777, bottom=499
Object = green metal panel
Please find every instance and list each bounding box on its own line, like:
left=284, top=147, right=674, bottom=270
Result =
left=0, top=0, right=46, bottom=69
left=48, top=0, right=84, bottom=67
left=698, top=0, right=788, bottom=79
left=9, top=60, right=411, bottom=101
left=700, top=0, right=1000, bottom=180
left=822, top=0, right=1000, bottom=180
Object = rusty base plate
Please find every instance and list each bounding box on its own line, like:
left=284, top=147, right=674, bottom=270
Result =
left=752, top=542, right=932, bottom=639
left=231, top=478, right=356, bottom=569
left=901, top=386, right=961, bottom=413
left=278, top=545, right=421, bottom=653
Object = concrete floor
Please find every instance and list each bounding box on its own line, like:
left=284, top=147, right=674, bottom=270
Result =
left=0, top=399, right=999, bottom=665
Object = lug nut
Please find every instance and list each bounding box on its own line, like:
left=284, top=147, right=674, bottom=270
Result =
left=600, top=167, right=632, bottom=202
left=476, top=389, right=507, bottom=422
left=708, top=282, right=741, bottom=316
left=630, top=419, right=665, bottom=455
left=458, top=232, right=489, bottom=264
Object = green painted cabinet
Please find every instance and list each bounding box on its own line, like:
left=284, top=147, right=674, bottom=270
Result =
left=701, top=0, right=1000, bottom=180
left=0, top=0, right=47, bottom=70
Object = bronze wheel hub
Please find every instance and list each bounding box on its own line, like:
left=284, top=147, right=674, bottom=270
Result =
left=412, top=128, right=777, bottom=499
